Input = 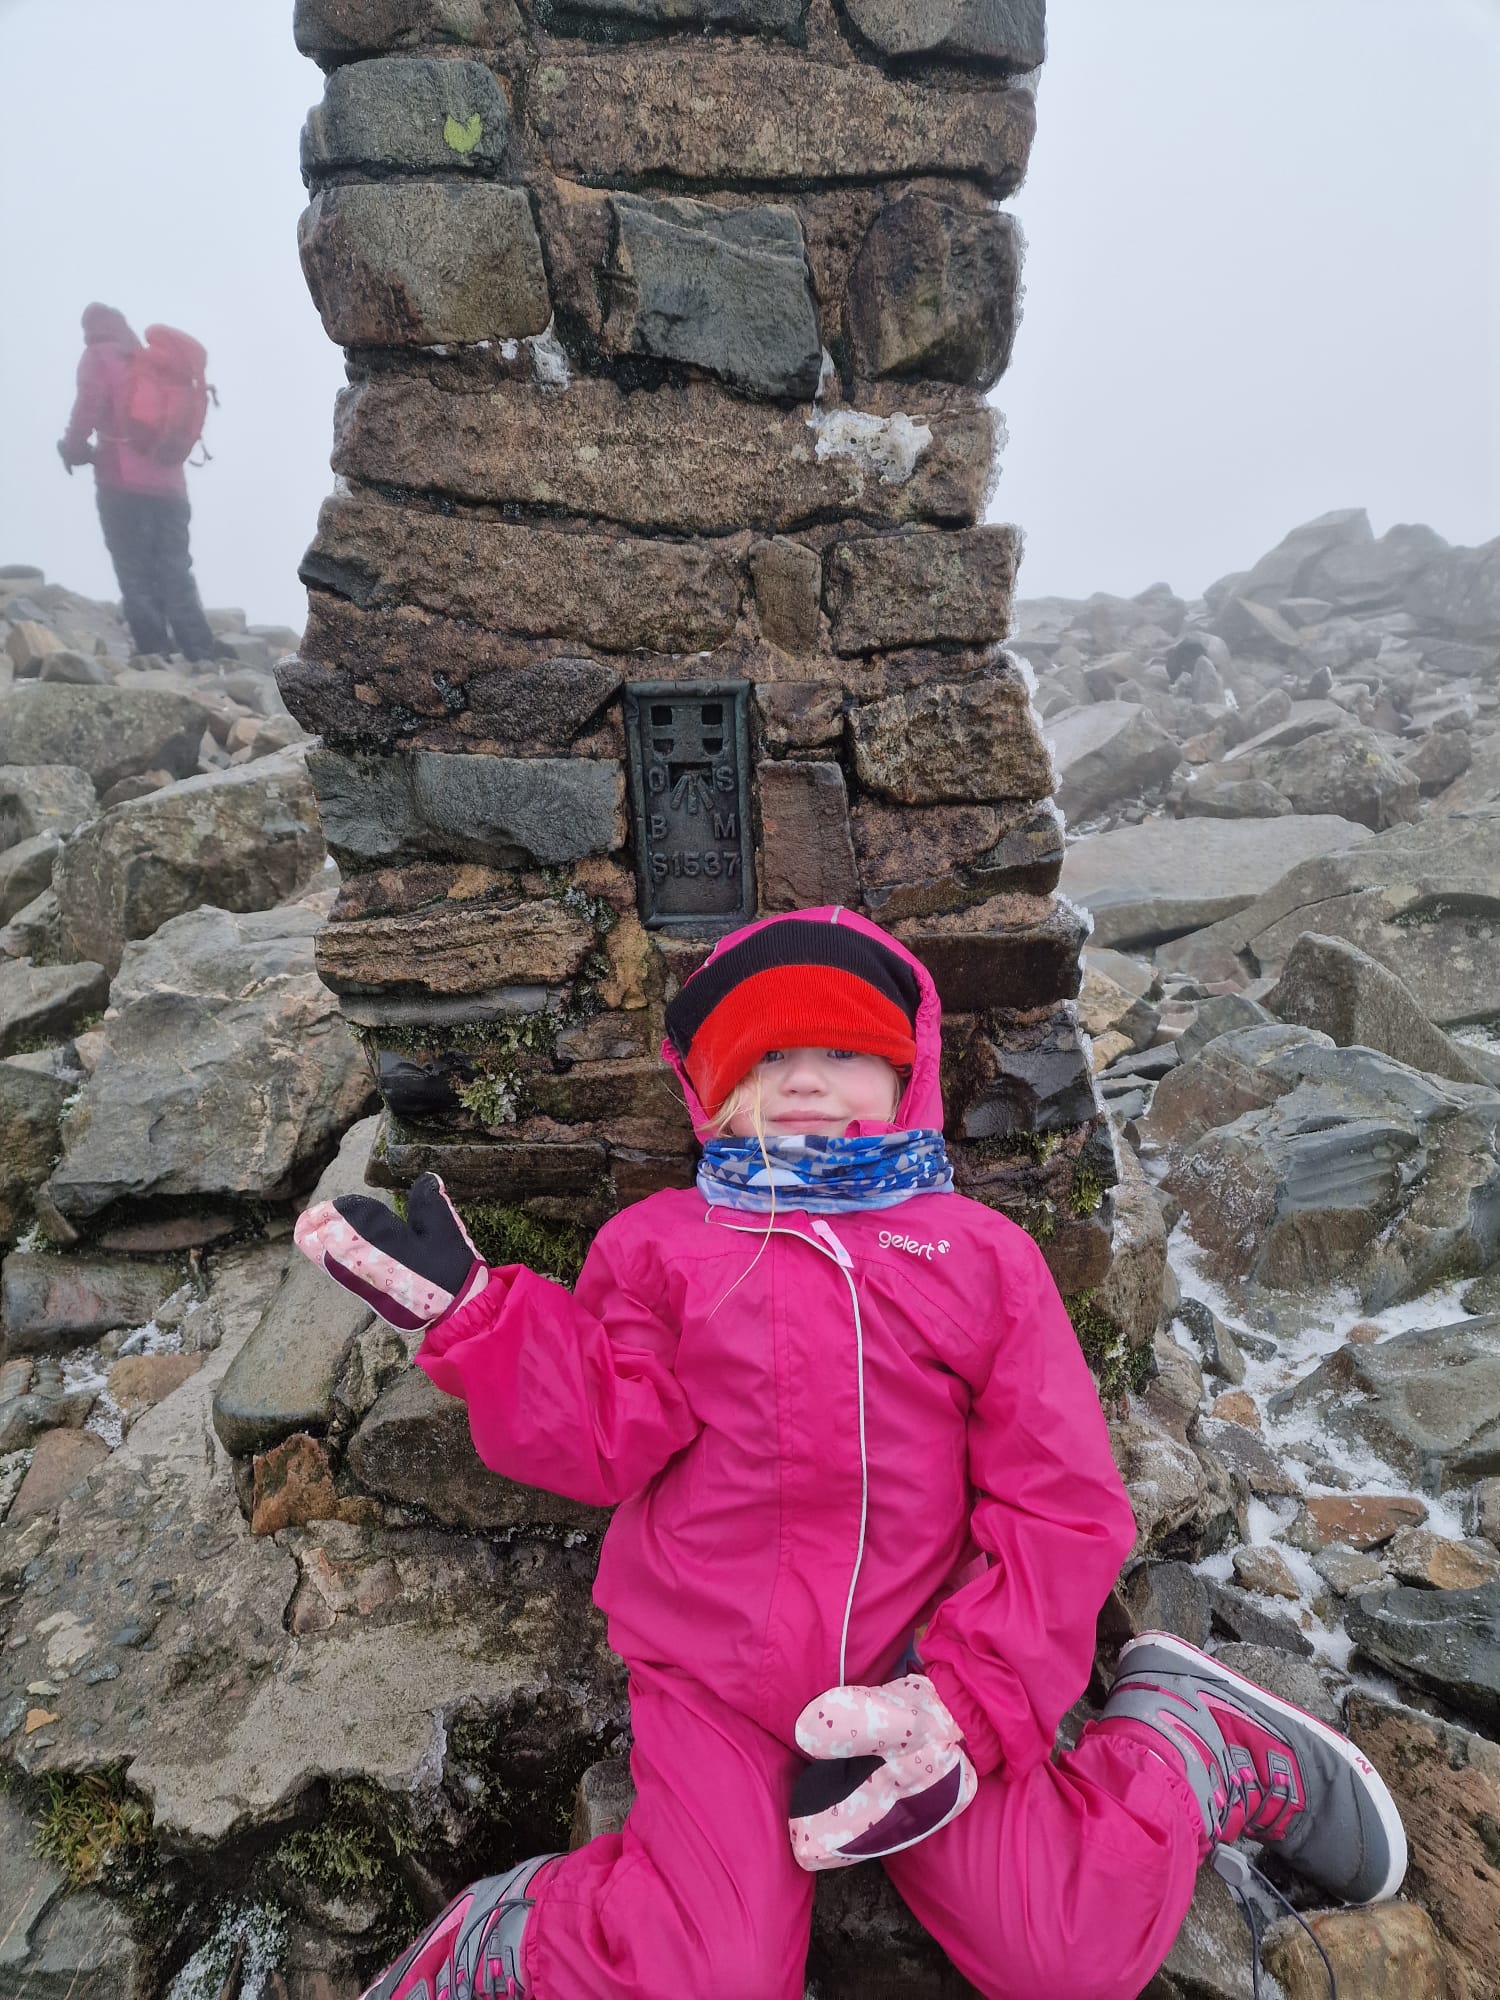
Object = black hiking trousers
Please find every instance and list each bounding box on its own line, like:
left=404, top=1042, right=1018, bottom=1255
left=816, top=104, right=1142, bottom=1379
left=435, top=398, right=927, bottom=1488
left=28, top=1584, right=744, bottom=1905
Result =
left=95, top=487, right=220, bottom=661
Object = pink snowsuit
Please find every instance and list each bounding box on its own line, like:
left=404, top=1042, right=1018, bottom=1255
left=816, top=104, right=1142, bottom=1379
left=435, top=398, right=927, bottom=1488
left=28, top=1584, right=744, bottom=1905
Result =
left=417, top=909, right=1203, bottom=1999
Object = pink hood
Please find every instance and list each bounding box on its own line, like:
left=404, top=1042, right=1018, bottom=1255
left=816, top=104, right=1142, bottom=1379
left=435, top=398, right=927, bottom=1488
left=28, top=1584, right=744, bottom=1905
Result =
left=81, top=302, right=139, bottom=351
left=660, top=906, right=945, bottom=1140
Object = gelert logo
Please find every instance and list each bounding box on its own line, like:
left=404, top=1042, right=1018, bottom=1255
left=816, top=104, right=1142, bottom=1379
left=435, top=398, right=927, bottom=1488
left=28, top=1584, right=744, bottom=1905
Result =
left=878, top=1229, right=950, bottom=1262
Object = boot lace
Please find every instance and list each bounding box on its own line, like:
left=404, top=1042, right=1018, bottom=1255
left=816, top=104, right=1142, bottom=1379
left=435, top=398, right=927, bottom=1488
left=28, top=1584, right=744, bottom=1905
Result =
left=1212, top=1846, right=1336, bottom=2000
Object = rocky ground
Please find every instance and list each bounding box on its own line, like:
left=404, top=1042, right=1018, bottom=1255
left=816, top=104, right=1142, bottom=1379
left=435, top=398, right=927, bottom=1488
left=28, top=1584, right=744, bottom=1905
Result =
left=2, top=511, right=1499, bottom=2000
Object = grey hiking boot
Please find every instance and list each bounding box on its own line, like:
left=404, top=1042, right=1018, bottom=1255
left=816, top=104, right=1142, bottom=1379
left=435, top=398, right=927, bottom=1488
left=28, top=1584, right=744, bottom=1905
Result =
left=1101, top=1632, right=1407, bottom=1905
left=359, top=1854, right=560, bottom=2000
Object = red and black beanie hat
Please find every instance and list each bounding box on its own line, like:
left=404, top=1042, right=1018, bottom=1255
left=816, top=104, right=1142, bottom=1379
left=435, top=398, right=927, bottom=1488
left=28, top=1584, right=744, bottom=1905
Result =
left=664, top=918, right=920, bottom=1119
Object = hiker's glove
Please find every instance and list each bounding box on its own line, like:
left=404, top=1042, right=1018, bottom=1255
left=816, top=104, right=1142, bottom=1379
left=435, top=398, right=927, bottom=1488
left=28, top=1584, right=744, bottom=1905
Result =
left=295, top=1172, right=488, bottom=1335
left=789, top=1673, right=977, bottom=1872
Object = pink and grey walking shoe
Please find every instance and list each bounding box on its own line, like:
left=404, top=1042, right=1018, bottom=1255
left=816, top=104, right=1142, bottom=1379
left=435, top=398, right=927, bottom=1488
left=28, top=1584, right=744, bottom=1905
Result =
left=358, top=1855, right=560, bottom=2000
left=1100, top=1633, right=1407, bottom=1906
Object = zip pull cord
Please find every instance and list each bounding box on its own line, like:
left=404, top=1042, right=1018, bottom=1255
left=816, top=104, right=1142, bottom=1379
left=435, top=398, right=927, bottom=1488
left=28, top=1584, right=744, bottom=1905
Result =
left=810, top=1217, right=852, bottom=1267
left=703, top=1210, right=868, bottom=1687
left=808, top=1218, right=867, bottom=1685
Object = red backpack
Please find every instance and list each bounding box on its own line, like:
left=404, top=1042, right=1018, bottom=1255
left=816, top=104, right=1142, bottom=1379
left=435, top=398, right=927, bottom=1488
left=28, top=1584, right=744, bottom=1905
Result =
left=124, top=325, right=217, bottom=466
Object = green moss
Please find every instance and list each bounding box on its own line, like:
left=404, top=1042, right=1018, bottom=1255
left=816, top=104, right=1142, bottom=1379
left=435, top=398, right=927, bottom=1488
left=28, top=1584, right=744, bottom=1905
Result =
left=1068, top=1166, right=1107, bottom=1216
left=456, top=1072, right=520, bottom=1127
left=371, top=1011, right=561, bottom=1063
left=1067, top=1289, right=1151, bottom=1403
left=272, top=1781, right=416, bottom=1955
left=458, top=1203, right=590, bottom=1284
left=33, top=1765, right=154, bottom=1886
left=972, top=1127, right=1064, bottom=1167
left=562, top=884, right=618, bottom=936
left=1389, top=898, right=1500, bottom=931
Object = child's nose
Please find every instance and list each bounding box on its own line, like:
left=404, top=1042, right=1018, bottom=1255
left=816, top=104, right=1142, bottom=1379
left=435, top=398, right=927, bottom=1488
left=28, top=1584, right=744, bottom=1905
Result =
left=782, top=1055, right=827, bottom=1090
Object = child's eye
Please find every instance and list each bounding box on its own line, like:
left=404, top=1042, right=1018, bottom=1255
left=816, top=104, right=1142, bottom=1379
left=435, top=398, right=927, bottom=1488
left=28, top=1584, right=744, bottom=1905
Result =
left=759, top=1050, right=786, bottom=1065
left=827, top=1050, right=857, bottom=1060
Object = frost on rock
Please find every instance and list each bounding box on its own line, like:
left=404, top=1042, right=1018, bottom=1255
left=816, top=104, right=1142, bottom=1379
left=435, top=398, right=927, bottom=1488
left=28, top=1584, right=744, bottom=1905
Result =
left=166, top=1903, right=287, bottom=2000
left=0, top=1448, right=33, bottom=1522
left=806, top=407, right=932, bottom=486
left=116, top=1315, right=185, bottom=1358
left=1054, top=890, right=1096, bottom=943
left=1170, top=1218, right=1478, bottom=1670
left=527, top=323, right=572, bottom=392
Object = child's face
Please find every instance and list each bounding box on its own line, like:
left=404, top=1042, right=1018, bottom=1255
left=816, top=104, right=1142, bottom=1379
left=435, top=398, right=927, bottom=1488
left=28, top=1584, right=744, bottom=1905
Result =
left=726, top=1048, right=904, bottom=1138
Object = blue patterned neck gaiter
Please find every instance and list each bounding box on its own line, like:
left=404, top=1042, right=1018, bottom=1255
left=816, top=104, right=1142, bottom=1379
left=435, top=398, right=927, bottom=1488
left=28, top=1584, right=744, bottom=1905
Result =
left=697, top=1130, right=954, bottom=1214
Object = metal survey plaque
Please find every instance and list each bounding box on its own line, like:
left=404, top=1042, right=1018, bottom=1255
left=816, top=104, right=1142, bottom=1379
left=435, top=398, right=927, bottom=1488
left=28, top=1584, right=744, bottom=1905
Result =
left=625, top=681, right=755, bottom=926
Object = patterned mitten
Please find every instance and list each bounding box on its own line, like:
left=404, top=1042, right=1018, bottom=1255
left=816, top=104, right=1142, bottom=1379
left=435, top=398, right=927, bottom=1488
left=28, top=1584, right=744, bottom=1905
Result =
left=789, top=1673, right=977, bottom=1871
left=294, top=1172, right=488, bottom=1334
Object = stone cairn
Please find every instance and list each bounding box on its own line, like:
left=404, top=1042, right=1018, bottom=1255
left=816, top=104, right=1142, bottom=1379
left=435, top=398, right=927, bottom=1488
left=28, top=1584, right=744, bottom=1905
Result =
left=285, top=0, right=1127, bottom=1364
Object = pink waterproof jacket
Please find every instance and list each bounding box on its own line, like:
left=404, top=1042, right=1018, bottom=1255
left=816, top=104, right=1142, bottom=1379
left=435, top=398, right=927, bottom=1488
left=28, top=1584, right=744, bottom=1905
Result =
left=417, top=908, right=1135, bottom=1777
left=59, top=305, right=187, bottom=500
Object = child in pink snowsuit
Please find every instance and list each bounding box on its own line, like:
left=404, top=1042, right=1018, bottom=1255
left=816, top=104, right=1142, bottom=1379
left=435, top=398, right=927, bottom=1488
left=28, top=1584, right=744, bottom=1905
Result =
left=298, top=907, right=1406, bottom=2000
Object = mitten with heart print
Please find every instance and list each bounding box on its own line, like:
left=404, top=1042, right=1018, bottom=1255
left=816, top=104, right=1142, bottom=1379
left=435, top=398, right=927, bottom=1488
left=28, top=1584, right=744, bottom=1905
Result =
left=294, top=1172, right=488, bottom=1335
left=789, top=1673, right=978, bottom=1871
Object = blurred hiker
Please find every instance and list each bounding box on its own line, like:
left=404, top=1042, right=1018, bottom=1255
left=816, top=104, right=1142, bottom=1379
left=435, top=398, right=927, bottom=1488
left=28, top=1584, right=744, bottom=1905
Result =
left=297, top=908, right=1408, bottom=2000
left=57, top=302, right=229, bottom=662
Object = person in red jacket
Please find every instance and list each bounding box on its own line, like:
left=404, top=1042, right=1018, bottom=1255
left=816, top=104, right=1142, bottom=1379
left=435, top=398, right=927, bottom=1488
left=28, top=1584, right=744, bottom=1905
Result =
left=56, top=302, right=226, bottom=662
left=297, top=907, right=1406, bottom=2000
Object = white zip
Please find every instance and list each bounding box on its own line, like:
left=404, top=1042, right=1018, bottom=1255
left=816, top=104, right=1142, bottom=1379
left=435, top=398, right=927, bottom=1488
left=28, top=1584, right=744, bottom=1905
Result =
left=710, top=1212, right=869, bottom=1686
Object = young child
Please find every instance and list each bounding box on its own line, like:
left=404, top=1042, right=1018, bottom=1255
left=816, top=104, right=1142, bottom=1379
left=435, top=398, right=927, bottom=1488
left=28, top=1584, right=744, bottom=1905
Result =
left=297, top=907, right=1405, bottom=2000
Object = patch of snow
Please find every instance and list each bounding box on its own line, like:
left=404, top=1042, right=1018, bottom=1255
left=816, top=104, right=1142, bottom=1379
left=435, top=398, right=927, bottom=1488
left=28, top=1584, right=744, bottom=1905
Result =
left=166, top=1904, right=287, bottom=2000
left=527, top=323, right=571, bottom=392
left=61, top=1352, right=108, bottom=1398
left=116, top=1317, right=185, bottom=1358
left=0, top=1449, right=33, bottom=1522
left=64, top=1349, right=124, bottom=1449
left=1171, top=1216, right=1484, bottom=1669
left=806, top=407, right=932, bottom=486
left=84, top=1395, right=125, bottom=1451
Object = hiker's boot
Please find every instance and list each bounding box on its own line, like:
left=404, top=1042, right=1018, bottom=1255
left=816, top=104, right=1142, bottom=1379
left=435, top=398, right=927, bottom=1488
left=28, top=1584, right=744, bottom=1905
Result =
left=1097, top=1632, right=1406, bottom=1905
left=360, top=1855, right=560, bottom=2000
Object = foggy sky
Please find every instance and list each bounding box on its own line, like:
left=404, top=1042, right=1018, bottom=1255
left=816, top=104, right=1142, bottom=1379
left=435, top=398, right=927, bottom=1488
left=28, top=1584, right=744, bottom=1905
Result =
left=1, top=0, right=1496, bottom=634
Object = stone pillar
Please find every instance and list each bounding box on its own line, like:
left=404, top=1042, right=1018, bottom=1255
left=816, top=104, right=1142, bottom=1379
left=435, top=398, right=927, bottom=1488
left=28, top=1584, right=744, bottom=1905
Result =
left=286, top=0, right=1122, bottom=1347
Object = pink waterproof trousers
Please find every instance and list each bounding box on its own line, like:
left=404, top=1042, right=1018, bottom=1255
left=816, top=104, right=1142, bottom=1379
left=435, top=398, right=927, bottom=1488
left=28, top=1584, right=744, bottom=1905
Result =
left=524, top=1659, right=1203, bottom=2000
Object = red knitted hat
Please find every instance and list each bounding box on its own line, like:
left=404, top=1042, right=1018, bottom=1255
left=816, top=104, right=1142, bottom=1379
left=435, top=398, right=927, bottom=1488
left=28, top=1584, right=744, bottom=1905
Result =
left=664, top=919, right=919, bottom=1119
